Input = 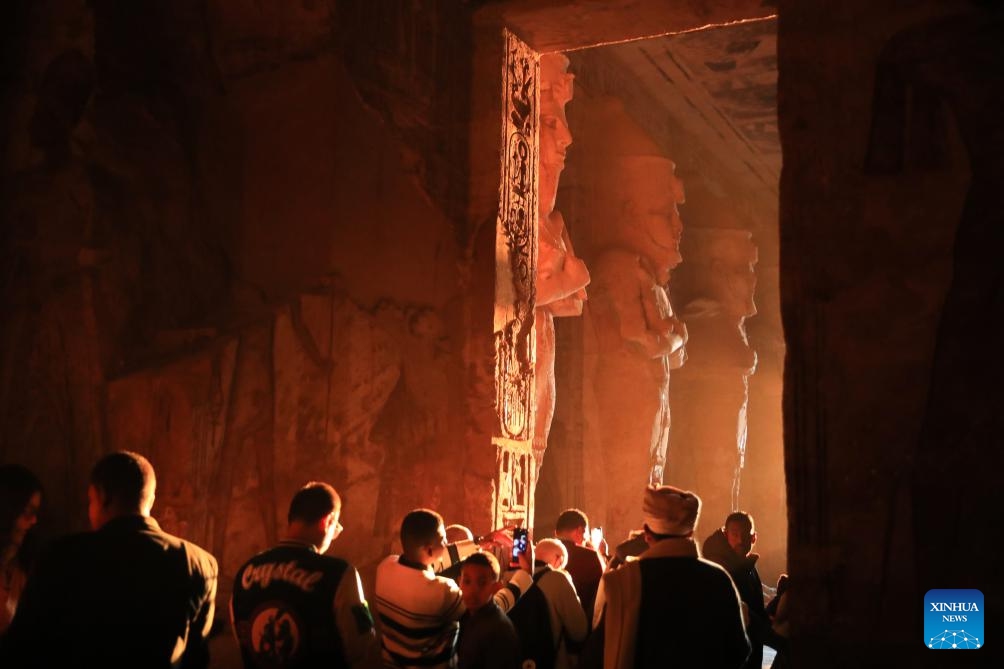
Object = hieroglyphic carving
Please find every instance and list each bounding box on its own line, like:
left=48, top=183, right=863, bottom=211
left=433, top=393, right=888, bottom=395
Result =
left=493, top=30, right=538, bottom=529
left=495, top=438, right=533, bottom=529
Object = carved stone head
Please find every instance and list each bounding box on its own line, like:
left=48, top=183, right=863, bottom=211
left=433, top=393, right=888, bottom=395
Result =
left=539, top=53, right=574, bottom=217
left=609, top=155, right=686, bottom=283
left=686, top=228, right=759, bottom=319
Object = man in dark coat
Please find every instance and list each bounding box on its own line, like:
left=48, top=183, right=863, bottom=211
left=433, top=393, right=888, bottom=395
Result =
left=554, top=509, right=605, bottom=620
left=702, top=512, right=787, bottom=669
left=583, top=486, right=749, bottom=669
left=1, top=451, right=218, bottom=669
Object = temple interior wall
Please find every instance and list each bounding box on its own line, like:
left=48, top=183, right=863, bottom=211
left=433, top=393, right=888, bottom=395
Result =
left=2, top=1, right=1001, bottom=666
left=0, top=0, right=475, bottom=597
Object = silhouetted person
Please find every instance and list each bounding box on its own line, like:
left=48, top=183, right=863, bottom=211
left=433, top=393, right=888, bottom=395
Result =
left=555, top=509, right=605, bottom=619
left=0, top=465, right=43, bottom=636
left=702, top=512, right=784, bottom=669
left=584, top=486, right=749, bottom=669
left=0, top=451, right=217, bottom=668
left=766, top=574, right=791, bottom=669
left=231, top=482, right=378, bottom=668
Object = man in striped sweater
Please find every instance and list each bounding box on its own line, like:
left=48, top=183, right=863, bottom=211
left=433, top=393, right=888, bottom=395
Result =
left=374, top=509, right=532, bottom=668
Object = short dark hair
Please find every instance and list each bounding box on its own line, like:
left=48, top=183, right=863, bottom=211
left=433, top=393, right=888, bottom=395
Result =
left=90, top=451, right=155, bottom=511
left=400, top=508, right=443, bottom=553
left=556, top=508, right=588, bottom=532
left=0, top=464, right=43, bottom=541
left=725, top=511, right=754, bottom=534
left=288, top=482, right=341, bottom=524
left=462, top=551, right=500, bottom=581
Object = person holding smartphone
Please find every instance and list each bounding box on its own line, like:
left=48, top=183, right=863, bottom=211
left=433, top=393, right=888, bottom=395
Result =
left=510, top=528, right=530, bottom=569
left=374, top=510, right=533, bottom=669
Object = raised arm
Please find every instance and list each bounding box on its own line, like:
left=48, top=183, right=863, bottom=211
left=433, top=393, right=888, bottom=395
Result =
left=333, top=566, right=379, bottom=669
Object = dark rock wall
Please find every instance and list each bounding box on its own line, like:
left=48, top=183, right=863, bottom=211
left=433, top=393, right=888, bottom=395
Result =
left=1, top=0, right=473, bottom=598
left=779, top=0, right=1003, bottom=664
left=5, top=1, right=1000, bottom=664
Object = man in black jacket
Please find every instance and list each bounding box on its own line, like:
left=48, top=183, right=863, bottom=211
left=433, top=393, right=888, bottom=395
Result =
left=1, top=451, right=218, bottom=669
left=231, top=482, right=377, bottom=669
left=702, top=511, right=787, bottom=669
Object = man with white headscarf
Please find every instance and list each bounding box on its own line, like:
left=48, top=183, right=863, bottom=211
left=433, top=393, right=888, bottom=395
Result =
left=582, top=485, right=750, bottom=669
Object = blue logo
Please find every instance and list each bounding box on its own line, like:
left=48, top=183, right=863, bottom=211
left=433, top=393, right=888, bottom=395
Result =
left=924, top=589, right=983, bottom=649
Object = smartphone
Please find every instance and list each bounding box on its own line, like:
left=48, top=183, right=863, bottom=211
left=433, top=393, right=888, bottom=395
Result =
left=511, top=527, right=529, bottom=568
left=590, top=526, right=603, bottom=548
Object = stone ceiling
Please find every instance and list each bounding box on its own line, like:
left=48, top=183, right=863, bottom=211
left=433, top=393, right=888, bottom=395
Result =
left=606, top=17, right=780, bottom=193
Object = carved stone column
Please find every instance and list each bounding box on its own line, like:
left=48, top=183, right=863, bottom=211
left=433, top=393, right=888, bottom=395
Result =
left=533, top=53, right=590, bottom=472
left=581, top=123, right=687, bottom=545
left=667, top=228, right=758, bottom=536
left=464, top=28, right=540, bottom=533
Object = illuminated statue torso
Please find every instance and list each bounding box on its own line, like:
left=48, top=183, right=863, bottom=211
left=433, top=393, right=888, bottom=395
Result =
left=585, top=153, right=688, bottom=544
left=533, top=54, right=589, bottom=465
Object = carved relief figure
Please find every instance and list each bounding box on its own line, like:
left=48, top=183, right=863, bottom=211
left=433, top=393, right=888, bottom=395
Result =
left=372, top=302, right=455, bottom=539
left=669, top=228, right=758, bottom=530
left=534, top=54, right=590, bottom=466
left=0, top=50, right=105, bottom=522
left=273, top=290, right=400, bottom=565
left=864, top=7, right=1004, bottom=591
left=586, top=153, right=688, bottom=544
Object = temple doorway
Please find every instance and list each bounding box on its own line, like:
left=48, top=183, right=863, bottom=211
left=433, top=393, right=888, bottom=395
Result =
left=523, top=20, right=787, bottom=585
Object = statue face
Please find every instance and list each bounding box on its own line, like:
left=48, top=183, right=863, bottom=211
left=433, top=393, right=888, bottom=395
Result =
left=704, top=232, right=758, bottom=318
left=714, top=257, right=758, bottom=318
left=613, top=157, right=686, bottom=283
left=638, top=187, right=684, bottom=283
left=539, top=55, right=573, bottom=216
left=540, top=96, right=572, bottom=214
left=643, top=209, right=684, bottom=283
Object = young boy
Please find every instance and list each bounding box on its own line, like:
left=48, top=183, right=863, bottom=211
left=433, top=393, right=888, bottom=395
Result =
left=456, top=552, right=520, bottom=669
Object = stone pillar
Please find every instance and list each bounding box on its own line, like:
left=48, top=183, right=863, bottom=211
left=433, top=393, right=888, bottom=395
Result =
left=465, top=27, right=540, bottom=533
left=581, top=110, right=687, bottom=545
left=667, top=228, right=758, bottom=536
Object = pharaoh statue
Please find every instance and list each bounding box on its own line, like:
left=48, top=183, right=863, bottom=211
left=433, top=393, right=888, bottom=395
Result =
left=668, top=227, right=758, bottom=531
left=533, top=54, right=590, bottom=466
left=585, top=146, right=688, bottom=545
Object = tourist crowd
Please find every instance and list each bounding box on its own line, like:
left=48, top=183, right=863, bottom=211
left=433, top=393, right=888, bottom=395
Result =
left=0, top=452, right=788, bottom=668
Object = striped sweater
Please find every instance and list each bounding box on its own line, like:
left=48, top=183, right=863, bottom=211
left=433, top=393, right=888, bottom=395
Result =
left=374, top=555, right=529, bottom=668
